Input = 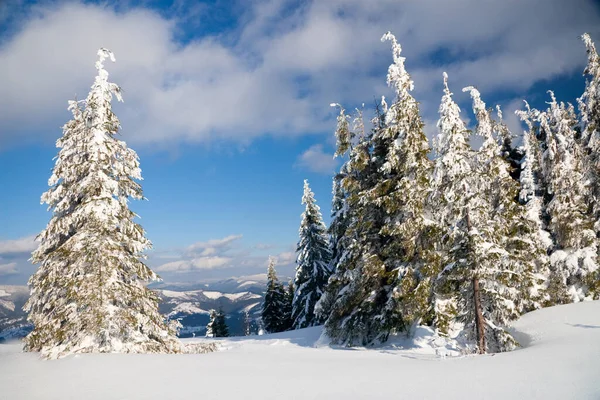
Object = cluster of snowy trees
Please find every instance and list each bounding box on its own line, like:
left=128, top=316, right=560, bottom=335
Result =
left=24, top=32, right=600, bottom=359
left=261, top=180, right=332, bottom=334
left=263, top=32, right=600, bottom=354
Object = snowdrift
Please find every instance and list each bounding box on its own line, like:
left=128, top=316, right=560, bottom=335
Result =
left=0, top=301, right=598, bottom=399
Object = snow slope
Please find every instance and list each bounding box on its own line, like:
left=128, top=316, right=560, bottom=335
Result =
left=0, top=301, right=598, bottom=399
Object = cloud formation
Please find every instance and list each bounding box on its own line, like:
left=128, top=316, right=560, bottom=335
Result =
left=0, top=0, right=598, bottom=149
left=154, top=234, right=295, bottom=278
left=0, top=236, right=37, bottom=255
left=295, top=144, right=338, bottom=174
left=0, top=262, right=18, bottom=276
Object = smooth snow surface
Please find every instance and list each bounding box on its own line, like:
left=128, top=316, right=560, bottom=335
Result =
left=1, top=301, right=599, bottom=399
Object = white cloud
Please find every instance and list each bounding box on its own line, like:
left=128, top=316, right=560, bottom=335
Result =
left=0, top=235, right=37, bottom=255
left=0, top=1, right=598, bottom=149
left=155, top=256, right=231, bottom=272
left=0, top=262, right=18, bottom=276
left=153, top=234, right=296, bottom=278
left=295, top=144, right=338, bottom=174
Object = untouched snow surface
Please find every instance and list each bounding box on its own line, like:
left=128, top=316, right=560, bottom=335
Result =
left=0, top=301, right=599, bottom=399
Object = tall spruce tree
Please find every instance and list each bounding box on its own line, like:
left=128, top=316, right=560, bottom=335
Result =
left=261, top=256, right=287, bottom=333
left=516, top=103, right=553, bottom=308
left=438, top=86, right=532, bottom=353
left=23, top=49, right=181, bottom=359
left=579, top=33, right=600, bottom=296
left=537, top=92, right=598, bottom=302
left=429, top=72, right=476, bottom=335
left=325, top=32, right=432, bottom=345
left=292, top=180, right=332, bottom=329
left=315, top=105, right=358, bottom=325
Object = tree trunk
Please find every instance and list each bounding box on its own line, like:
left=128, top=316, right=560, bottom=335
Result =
left=466, top=209, right=486, bottom=354
left=472, top=275, right=486, bottom=354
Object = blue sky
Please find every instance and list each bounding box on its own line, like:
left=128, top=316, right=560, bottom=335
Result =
left=1, top=0, right=599, bottom=285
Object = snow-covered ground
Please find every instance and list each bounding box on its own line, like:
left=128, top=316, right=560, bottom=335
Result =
left=0, top=301, right=598, bottom=399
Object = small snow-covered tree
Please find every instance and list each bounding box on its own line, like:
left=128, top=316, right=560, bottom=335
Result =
left=24, top=49, right=181, bottom=359
left=206, top=310, right=217, bottom=338
left=213, top=308, right=229, bottom=337
left=282, top=279, right=294, bottom=331
left=292, top=180, right=332, bottom=329
left=243, top=310, right=251, bottom=336
left=261, top=257, right=287, bottom=333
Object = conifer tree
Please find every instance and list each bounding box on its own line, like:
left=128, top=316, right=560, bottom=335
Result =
left=315, top=105, right=355, bottom=323
left=292, top=180, right=332, bottom=329
left=282, top=280, right=294, bottom=331
left=206, top=310, right=217, bottom=338
left=429, top=72, right=476, bottom=335
left=578, top=33, right=600, bottom=296
left=24, top=49, right=181, bottom=359
left=438, top=86, right=533, bottom=353
left=516, top=103, right=553, bottom=307
left=325, top=32, right=432, bottom=345
left=538, top=92, right=598, bottom=301
left=261, top=257, right=287, bottom=333
left=213, top=308, right=229, bottom=337
left=243, top=310, right=251, bottom=336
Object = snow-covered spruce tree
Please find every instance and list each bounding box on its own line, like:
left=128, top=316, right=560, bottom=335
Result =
left=24, top=49, right=181, bottom=359
left=243, top=310, right=251, bottom=336
left=325, top=33, right=433, bottom=345
left=261, top=256, right=287, bottom=333
left=282, top=279, right=294, bottom=331
left=515, top=102, right=553, bottom=308
left=292, top=180, right=332, bottom=329
left=538, top=92, right=598, bottom=302
left=439, top=86, right=537, bottom=353
left=428, top=72, right=476, bottom=335
left=314, top=105, right=355, bottom=323
left=323, top=102, right=384, bottom=345
left=578, top=33, right=600, bottom=296
left=213, top=308, right=229, bottom=337
left=206, top=310, right=217, bottom=338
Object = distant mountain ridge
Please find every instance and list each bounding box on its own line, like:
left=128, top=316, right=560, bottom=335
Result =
left=0, top=277, right=268, bottom=341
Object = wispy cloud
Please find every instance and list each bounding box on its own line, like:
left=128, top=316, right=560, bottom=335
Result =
left=295, top=144, right=338, bottom=174
left=154, top=234, right=295, bottom=278
left=0, top=235, right=37, bottom=255
left=0, top=262, right=18, bottom=276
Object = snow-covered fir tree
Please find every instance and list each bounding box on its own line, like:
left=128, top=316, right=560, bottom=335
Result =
left=538, top=92, right=598, bottom=302
left=325, top=32, right=433, bottom=345
left=323, top=102, right=383, bottom=345
left=515, top=102, right=553, bottom=308
left=437, top=86, right=534, bottom=353
left=261, top=256, right=287, bottom=333
left=314, top=105, right=355, bottom=323
left=243, top=310, right=251, bottom=336
left=23, top=49, right=181, bottom=359
left=212, top=309, right=229, bottom=337
left=292, top=180, right=332, bottom=329
left=428, top=72, right=476, bottom=335
left=578, top=33, right=600, bottom=296
left=282, top=279, right=294, bottom=331
left=206, top=310, right=217, bottom=338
